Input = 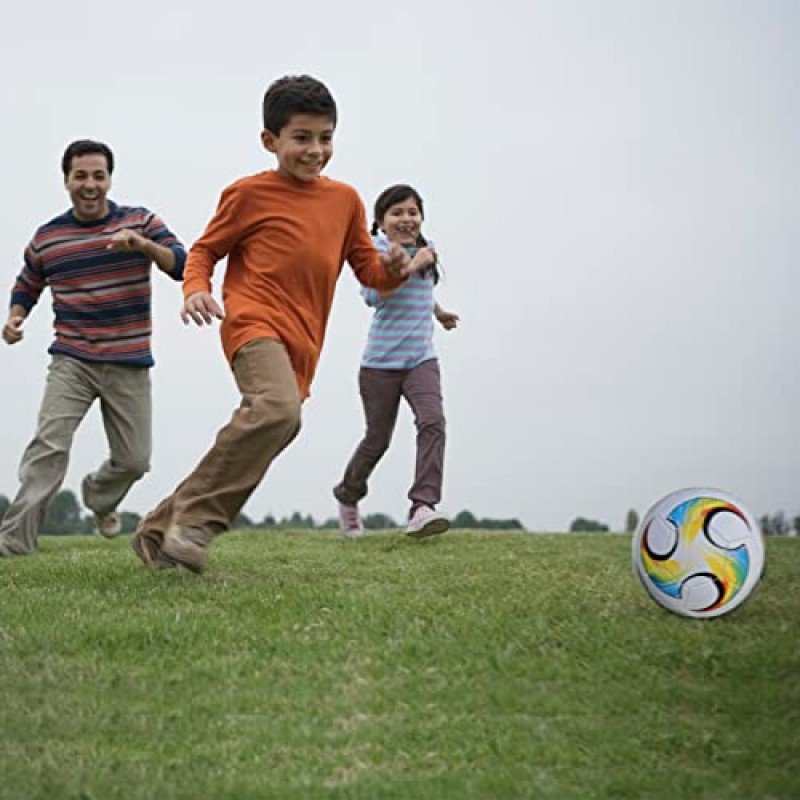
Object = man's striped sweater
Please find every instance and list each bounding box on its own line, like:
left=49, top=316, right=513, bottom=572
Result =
left=10, top=201, right=186, bottom=367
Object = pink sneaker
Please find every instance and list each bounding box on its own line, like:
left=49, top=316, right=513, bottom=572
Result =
left=338, top=502, right=364, bottom=539
left=407, top=506, right=450, bottom=539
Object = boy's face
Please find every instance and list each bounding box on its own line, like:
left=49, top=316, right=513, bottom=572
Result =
left=65, top=153, right=111, bottom=221
left=261, top=114, right=334, bottom=182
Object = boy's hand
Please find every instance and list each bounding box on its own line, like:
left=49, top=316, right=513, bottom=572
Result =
left=107, top=229, right=150, bottom=253
left=435, top=308, right=460, bottom=331
left=181, top=292, right=225, bottom=325
left=380, top=243, right=412, bottom=278
left=2, top=314, right=25, bottom=345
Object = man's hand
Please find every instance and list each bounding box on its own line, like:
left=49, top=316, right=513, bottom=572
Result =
left=181, top=291, right=225, bottom=326
left=108, top=229, right=151, bottom=253
left=380, top=242, right=412, bottom=278
left=2, top=314, right=25, bottom=345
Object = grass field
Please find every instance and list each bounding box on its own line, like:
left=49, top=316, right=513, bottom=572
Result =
left=0, top=530, right=797, bottom=799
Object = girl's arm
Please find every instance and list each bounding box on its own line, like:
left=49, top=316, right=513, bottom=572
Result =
left=434, top=303, right=460, bottom=331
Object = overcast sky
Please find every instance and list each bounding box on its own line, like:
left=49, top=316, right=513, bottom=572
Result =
left=1, top=0, right=797, bottom=531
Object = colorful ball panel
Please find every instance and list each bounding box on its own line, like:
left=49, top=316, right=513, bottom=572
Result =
left=632, top=488, right=765, bottom=618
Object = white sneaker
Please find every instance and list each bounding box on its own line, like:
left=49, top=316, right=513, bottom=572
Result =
left=338, top=502, right=364, bottom=539
left=406, top=506, right=449, bottom=539
left=94, top=512, right=122, bottom=538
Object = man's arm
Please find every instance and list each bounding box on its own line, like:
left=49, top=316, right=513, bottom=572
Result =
left=2, top=304, right=27, bottom=345
left=107, top=230, right=180, bottom=275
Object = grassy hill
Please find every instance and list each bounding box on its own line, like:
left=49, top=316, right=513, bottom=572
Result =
left=1, top=531, right=797, bottom=799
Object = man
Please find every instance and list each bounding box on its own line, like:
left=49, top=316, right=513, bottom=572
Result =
left=0, top=139, right=186, bottom=557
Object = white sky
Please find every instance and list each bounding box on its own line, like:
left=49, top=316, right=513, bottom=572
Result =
left=1, top=0, right=797, bottom=531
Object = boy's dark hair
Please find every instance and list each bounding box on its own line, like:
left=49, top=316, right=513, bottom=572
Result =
left=61, top=140, right=114, bottom=177
left=371, top=184, right=439, bottom=284
left=262, top=75, right=337, bottom=135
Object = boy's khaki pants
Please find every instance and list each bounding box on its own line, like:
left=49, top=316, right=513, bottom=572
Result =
left=139, top=338, right=302, bottom=543
left=0, top=355, right=151, bottom=554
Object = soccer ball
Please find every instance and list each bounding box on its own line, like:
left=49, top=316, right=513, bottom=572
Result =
left=632, top=488, right=765, bottom=619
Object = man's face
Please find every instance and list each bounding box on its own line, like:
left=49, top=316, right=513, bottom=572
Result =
left=65, top=154, right=111, bottom=221
left=261, top=114, right=334, bottom=182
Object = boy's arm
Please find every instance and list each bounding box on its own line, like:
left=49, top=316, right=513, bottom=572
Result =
left=345, top=194, right=407, bottom=290
left=180, top=184, right=246, bottom=326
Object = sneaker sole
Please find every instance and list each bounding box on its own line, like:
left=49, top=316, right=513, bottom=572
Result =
left=407, top=518, right=450, bottom=539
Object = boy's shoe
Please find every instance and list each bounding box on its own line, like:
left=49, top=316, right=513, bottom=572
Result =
left=407, top=506, right=450, bottom=539
left=94, top=511, right=122, bottom=539
left=338, top=502, right=364, bottom=539
left=162, top=523, right=208, bottom=574
left=131, top=528, right=176, bottom=570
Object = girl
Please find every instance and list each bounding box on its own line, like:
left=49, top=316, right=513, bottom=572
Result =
left=333, top=184, right=459, bottom=539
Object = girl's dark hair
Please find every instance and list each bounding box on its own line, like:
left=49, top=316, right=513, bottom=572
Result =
left=371, top=184, right=439, bottom=283
left=61, top=140, right=114, bottom=177
left=262, top=75, right=337, bottom=135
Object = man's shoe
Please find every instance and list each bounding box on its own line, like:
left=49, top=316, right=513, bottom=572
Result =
left=94, top=512, right=122, bottom=539
left=0, top=535, right=34, bottom=558
left=338, top=502, right=364, bottom=539
left=131, top=528, right=176, bottom=569
left=162, top=524, right=208, bottom=574
left=406, top=506, right=450, bottom=539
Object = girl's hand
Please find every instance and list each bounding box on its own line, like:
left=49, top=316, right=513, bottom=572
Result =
left=409, top=246, right=436, bottom=274
left=435, top=308, right=459, bottom=331
left=181, top=292, right=225, bottom=326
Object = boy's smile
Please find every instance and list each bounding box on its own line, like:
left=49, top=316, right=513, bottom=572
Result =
left=262, top=114, right=335, bottom=182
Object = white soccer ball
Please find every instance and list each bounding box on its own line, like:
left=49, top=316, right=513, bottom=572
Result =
left=632, top=488, right=765, bottom=619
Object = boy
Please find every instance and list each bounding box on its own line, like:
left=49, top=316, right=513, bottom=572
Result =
left=132, top=75, right=415, bottom=572
left=0, top=140, right=186, bottom=557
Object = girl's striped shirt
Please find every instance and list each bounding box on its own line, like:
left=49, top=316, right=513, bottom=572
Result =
left=360, top=235, right=436, bottom=369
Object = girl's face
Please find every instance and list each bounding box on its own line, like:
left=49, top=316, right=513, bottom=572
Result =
left=380, top=197, right=423, bottom=247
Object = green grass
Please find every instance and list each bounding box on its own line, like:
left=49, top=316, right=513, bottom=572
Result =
left=1, top=531, right=797, bottom=799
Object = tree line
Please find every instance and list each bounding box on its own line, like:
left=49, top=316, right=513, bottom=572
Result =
left=2, top=491, right=795, bottom=536
left=0, top=490, right=525, bottom=535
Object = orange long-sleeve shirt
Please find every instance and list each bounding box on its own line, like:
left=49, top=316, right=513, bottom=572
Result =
left=183, top=170, right=402, bottom=399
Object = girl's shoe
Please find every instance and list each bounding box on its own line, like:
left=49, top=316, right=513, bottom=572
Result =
left=406, top=506, right=449, bottom=538
left=338, top=502, right=364, bottom=539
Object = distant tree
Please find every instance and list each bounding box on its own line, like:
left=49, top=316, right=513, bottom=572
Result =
left=281, top=511, right=315, bottom=529
left=44, top=489, right=84, bottom=535
left=119, top=511, right=141, bottom=534
left=794, top=516, right=800, bottom=537
left=625, top=509, right=639, bottom=534
left=569, top=517, right=609, bottom=533
left=452, top=510, right=479, bottom=529
left=0, top=494, right=10, bottom=518
left=260, top=514, right=277, bottom=529
left=481, top=517, right=524, bottom=530
left=318, top=517, right=339, bottom=530
left=232, top=512, right=253, bottom=530
left=771, top=511, right=790, bottom=537
left=363, top=513, right=397, bottom=530
left=759, top=514, right=773, bottom=537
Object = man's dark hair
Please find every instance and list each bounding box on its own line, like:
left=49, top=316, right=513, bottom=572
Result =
left=61, top=140, right=114, bottom=177
left=262, top=75, right=337, bottom=135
